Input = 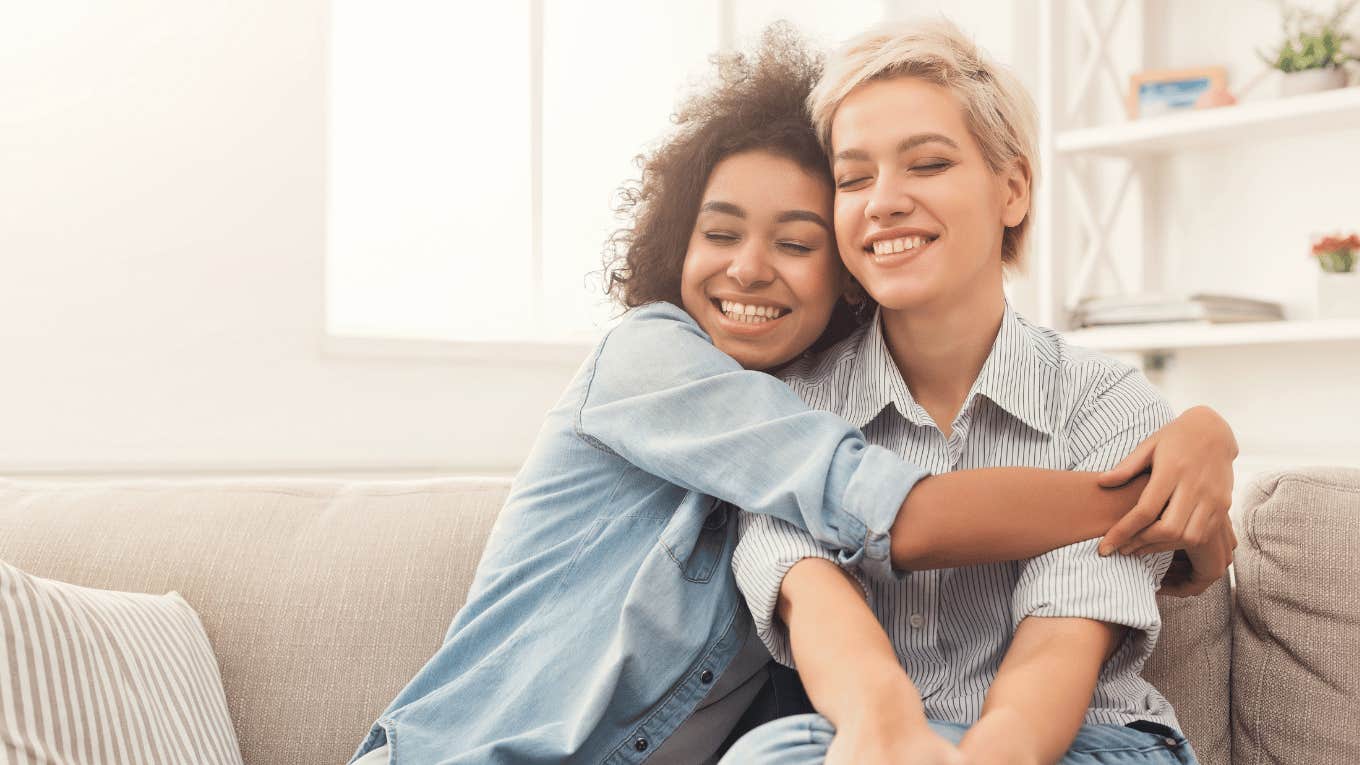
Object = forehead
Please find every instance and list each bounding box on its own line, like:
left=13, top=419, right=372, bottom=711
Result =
left=829, top=77, right=973, bottom=155
left=701, top=151, right=831, bottom=213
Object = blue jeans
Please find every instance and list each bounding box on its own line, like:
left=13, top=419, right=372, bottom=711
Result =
left=718, top=714, right=1199, bottom=764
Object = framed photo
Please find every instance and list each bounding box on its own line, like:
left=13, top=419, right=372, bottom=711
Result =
left=1127, top=67, right=1227, bottom=119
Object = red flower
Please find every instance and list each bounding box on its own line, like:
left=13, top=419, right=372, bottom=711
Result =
left=1311, top=232, right=1360, bottom=255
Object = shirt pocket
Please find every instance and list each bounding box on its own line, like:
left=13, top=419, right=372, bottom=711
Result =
left=659, top=493, right=731, bottom=584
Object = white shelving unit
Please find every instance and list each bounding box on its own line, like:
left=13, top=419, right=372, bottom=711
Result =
left=1064, top=317, right=1360, bottom=352
left=1056, top=85, right=1360, bottom=158
left=1035, top=0, right=1360, bottom=361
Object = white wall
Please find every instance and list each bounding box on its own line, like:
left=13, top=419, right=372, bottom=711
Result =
left=0, top=1, right=581, bottom=478
left=2, top=1, right=1356, bottom=480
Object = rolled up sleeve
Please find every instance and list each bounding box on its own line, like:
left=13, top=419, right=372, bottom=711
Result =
left=1012, top=363, right=1176, bottom=656
left=575, top=302, right=927, bottom=580
left=732, top=511, right=870, bottom=668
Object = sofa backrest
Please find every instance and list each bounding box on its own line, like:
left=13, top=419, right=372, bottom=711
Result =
left=0, top=474, right=1274, bottom=765
left=0, top=476, right=511, bottom=765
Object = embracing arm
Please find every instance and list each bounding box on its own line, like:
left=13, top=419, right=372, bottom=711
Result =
left=578, top=303, right=1228, bottom=576
left=959, top=616, right=1122, bottom=764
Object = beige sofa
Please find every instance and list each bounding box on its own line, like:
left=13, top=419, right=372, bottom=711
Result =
left=1, top=468, right=1356, bottom=765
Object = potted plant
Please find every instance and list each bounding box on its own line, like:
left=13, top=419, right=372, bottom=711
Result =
left=1312, top=232, right=1360, bottom=318
left=1261, top=0, right=1358, bottom=95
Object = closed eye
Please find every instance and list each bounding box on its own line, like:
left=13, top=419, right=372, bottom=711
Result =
left=704, top=231, right=739, bottom=244
left=778, top=241, right=813, bottom=254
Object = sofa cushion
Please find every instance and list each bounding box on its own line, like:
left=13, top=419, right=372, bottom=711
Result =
left=1233, top=467, right=1360, bottom=765
left=0, top=558, right=243, bottom=764
left=1143, top=573, right=1232, bottom=765
left=0, top=476, right=511, bottom=765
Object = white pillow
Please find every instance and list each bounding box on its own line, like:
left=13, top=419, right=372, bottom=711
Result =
left=0, top=558, right=243, bottom=764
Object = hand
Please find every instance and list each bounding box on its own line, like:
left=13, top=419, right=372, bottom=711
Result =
left=1095, top=406, right=1238, bottom=596
left=826, top=719, right=966, bottom=765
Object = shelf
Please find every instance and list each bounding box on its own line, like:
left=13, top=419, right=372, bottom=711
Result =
left=1062, top=318, right=1360, bottom=352
left=1055, top=85, right=1360, bottom=158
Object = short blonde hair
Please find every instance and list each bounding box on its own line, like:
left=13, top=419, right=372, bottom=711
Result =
left=808, top=17, right=1038, bottom=266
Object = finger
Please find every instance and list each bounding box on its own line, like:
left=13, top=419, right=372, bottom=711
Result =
left=1097, top=437, right=1157, bottom=488
left=1100, top=471, right=1175, bottom=555
left=1125, top=540, right=1181, bottom=557
left=1118, top=486, right=1190, bottom=555
left=1178, top=501, right=1217, bottom=552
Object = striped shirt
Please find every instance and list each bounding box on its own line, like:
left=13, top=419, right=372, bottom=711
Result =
left=731, top=300, right=1180, bottom=730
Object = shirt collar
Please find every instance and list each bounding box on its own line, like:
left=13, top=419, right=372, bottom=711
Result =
left=843, top=300, right=1056, bottom=436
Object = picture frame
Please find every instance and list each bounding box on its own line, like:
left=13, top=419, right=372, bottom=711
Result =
left=1126, top=66, right=1228, bottom=119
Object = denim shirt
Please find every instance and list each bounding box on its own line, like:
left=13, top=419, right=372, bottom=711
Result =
left=348, top=302, right=928, bottom=765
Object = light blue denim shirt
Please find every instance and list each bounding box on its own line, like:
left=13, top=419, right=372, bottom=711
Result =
left=349, top=301, right=929, bottom=765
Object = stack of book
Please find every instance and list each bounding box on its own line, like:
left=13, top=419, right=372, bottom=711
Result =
left=1074, top=293, right=1284, bottom=327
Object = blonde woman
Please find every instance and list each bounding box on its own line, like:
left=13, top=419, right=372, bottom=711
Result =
left=725, top=19, right=1206, bottom=765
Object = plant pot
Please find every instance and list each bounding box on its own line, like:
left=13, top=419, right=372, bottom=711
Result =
left=1318, top=270, right=1360, bottom=319
left=1281, top=67, right=1348, bottom=96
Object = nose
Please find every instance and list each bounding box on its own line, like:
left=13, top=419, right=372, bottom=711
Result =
left=725, top=239, right=775, bottom=288
left=863, top=173, right=914, bottom=223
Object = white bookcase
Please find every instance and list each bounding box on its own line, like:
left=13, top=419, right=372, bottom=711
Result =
left=1034, top=0, right=1360, bottom=362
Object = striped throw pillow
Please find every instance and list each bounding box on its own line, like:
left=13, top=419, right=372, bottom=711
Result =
left=0, top=559, right=243, bottom=764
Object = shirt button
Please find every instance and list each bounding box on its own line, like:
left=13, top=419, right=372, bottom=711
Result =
left=1163, top=737, right=1179, bottom=748
left=634, top=738, right=648, bottom=752
left=909, top=613, right=925, bottom=629
left=700, top=669, right=714, bottom=684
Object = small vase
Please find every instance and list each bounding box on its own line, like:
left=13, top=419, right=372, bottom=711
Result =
left=1281, top=67, right=1348, bottom=96
left=1318, top=271, right=1360, bottom=319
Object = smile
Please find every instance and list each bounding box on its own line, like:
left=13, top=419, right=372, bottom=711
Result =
left=864, top=234, right=938, bottom=265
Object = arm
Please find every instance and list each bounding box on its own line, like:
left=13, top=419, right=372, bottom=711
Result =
left=777, top=559, right=963, bottom=765
left=959, top=617, right=1122, bottom=764
left=971, top=363, right=1176, bottom=762
left=893, top=468, right=1149, bottom=570
left=578, top=303, right=1151, bottom=578
left=1095, top=405, right=1239, bottom=596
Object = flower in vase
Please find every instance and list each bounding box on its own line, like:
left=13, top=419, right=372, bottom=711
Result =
left=1311, top=232, right=1360, bottom=273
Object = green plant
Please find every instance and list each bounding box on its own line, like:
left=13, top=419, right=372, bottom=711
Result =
left=1260, top=0, right=1358, bottom=72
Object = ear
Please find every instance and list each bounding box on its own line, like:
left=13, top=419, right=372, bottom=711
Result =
left=999, top=156, right=1032, bottom=229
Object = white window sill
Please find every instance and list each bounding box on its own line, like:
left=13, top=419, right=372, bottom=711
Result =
left=321, top=332, right=598, bottom=365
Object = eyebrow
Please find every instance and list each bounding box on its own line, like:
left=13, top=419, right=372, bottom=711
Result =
left=834, top=132, right=960, bottom=162
left=699, top=201, right=831, bottom=232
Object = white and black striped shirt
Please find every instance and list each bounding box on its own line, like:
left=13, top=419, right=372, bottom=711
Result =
left=732, top=300, right=1180, bottom=730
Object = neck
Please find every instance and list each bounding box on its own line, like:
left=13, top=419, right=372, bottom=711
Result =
left=880, top=275, right=1006, bottom=420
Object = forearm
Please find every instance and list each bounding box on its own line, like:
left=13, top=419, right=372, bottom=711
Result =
left=961, top=616, right=1123, bottom=764
left=891, top=468, right=1149, bottom=570
left=776, top=558, right=926, bottom=733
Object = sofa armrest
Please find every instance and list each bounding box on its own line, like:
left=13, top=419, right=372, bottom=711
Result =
left=1233, top=466, right=1360, bottom=765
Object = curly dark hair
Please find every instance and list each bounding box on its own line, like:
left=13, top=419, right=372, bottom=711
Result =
left=601, top=23, right=868, bottom=353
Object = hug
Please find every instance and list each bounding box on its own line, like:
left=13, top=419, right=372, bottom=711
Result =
left=349, top=17, right=1237, bottom=765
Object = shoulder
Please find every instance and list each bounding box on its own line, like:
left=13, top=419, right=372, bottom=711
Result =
left=1006, top=306, right=1175, bottom=432
left=774, top=324, right=867, bottom=402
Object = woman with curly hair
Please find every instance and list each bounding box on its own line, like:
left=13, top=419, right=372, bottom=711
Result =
left=347, top=24, right=1235, bottom=765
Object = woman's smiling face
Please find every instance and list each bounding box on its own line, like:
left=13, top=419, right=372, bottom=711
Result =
left=680, top=150, right=845, bottom=371
left=829, top=76, right=1029, bottom=314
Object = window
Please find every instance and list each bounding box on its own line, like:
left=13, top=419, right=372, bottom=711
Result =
left=327, top=0, right=888, bottom=350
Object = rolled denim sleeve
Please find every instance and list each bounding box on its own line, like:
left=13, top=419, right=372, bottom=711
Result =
left=732, top=511, right=870, bottom=668
left=576, top=302, right=928, bottom=580
left=1011, top=364, right=1175, bottom=656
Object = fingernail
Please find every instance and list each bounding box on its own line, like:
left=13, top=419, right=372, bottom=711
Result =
left=1098, top=546, right=1111, bottom=556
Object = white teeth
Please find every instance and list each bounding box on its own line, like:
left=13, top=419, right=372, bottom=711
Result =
left=717, top=299, right=786, bottom=323
left=871, top=235, right=934, bottom=256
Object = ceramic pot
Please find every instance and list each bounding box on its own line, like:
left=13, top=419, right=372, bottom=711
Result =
left=1318, top=270, right=1360, bottom=319
left=1281, top=67, right=1348, bottom=96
